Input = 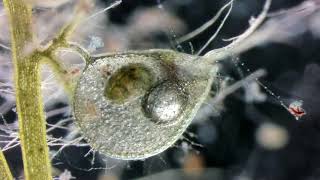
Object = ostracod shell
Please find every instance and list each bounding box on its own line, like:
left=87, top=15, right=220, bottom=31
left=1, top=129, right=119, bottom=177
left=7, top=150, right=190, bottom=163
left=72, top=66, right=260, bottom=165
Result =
left=74, top=49, right=216, bottom=160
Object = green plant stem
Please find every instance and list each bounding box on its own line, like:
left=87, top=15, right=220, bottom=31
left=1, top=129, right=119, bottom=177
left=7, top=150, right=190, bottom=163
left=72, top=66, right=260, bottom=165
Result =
left=38, top=22, right=91, bottom=95
left=3, top=0, right=52, bottom=180
left=0, top=150, right=13, bottom=180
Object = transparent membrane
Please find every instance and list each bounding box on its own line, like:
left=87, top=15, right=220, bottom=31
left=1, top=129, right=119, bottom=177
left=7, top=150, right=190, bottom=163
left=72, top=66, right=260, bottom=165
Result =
left=73, top=49, right=217, bottom=160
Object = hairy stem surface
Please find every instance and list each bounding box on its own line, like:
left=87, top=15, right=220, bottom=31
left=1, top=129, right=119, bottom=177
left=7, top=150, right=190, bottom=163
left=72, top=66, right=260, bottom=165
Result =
left=3, top=0, right=52, bottom=179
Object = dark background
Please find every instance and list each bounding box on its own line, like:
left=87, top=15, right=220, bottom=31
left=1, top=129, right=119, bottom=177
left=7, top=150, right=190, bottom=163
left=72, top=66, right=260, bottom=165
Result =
left=2, top=0, right=320, bottom=179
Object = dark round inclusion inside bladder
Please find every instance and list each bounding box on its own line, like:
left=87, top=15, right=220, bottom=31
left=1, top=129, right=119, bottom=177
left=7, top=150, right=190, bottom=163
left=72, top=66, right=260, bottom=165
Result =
left=104, top=63, right=154, bottom=103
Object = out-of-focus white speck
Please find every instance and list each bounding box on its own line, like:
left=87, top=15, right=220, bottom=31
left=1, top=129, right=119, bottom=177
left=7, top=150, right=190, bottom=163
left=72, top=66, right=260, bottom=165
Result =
left=87, top=36, right=104, bottom=52
left=58, top=169, right=75, bottom=180
left=256, top=123, right=289, bottom=150
left=244, top=82, right=267, bottom=103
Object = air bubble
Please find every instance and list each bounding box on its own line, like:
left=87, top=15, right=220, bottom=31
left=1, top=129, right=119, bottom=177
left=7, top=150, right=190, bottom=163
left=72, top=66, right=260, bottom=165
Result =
left=143, top=81, right=188, bottom=125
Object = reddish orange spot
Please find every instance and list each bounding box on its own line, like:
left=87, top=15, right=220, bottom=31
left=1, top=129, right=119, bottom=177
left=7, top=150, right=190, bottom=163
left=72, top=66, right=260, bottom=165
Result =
left=183, top=153, right=204, bottom=176
left=288, top=101, right=306, bottom=120
left=289, top=106, right=306, bottom=117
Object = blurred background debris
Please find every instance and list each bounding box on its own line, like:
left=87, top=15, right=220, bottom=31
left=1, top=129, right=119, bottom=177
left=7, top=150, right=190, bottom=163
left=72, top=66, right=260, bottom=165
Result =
left=1, top=0, right=320, bottom=179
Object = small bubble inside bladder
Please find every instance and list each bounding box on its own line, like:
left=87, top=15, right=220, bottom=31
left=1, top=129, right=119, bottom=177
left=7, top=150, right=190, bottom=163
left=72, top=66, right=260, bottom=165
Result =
left=143, top=82, right=188, bottom=125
